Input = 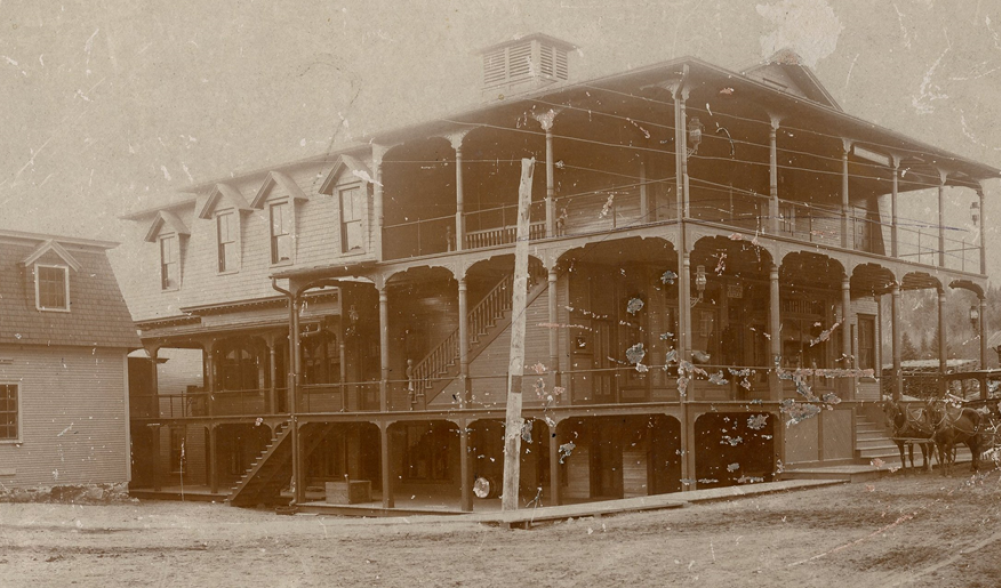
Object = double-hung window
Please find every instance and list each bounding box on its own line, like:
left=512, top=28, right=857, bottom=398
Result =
left=0, top=383, right=18, bottom=441
left=35, top=265, right=69, bottom=311
left=270, top=201, right=293, bottom=264
left=339, top=186, right=365, bottom=253
left=160, top=235, right=180, bottom=290
left=217, top=211, right=238, bottom=273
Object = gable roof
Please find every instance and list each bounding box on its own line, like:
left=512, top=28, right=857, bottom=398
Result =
left=143, top=210, right=191, bottom=243
left=252, top=170, right=310, bottom=208
left=21, top=240, right=81, bottom=272
left=319, top=155, right=373, bottom=194
left=0, top=233, right=139, bottom=349
left=197, top=183, right=252, bottom=219
left=741, top=49, right=842, bottom=111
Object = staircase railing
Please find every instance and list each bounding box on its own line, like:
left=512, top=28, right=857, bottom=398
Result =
left=410, top=274, right=515, bottom=393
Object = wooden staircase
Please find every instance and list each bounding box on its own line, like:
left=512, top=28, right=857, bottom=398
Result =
left=410, top=272, right=549, bottom=408
left=227, top=422, right=338, bottom=508
left=855, top=413, right=903, bottom=465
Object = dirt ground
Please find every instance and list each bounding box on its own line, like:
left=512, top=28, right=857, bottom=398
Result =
left=2, top=471, right=1001, bottom=588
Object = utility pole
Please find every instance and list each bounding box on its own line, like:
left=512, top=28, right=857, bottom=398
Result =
left=502, top=157, right=535, bottom=511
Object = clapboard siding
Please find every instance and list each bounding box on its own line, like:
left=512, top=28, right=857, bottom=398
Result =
left=129, top=161, right=378, bottom=321
left=0, top=345, right=129, bottom=488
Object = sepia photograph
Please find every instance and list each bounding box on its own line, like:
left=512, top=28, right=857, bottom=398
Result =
left=2, top=1, right=1001, bottom=586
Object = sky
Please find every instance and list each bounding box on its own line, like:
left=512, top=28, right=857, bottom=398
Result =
left=2, top=0, right=1001, bottom=284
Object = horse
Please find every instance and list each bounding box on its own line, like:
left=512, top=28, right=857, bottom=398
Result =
left=881, top=399, right=936, bottom=472
left=924, top=400, right=989, bottom=474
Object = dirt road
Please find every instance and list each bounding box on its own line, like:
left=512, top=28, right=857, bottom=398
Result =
left=2, top=471, right=1000, bottom=587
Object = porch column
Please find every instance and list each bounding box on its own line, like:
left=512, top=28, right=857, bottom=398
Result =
left=548, top=268, right=560, bottom=390
left=544, top=116, right=556, bottom=238
left=378, top=283, right=389, bottom=412
left=204, top=340, right=216, bottom=418
left=372, top=148, right=386, bottom=261
left=841, top=277, right=854, bottom=400
left=639, top=160, right=649, bottom=222
left=891, top=283, right=902, bottom=401
left=148, top=345, right=162, bottom=491
left=980, top=296, right=988, bottom=372
left=339, top=321, right=348, bottom=412
left=678, top=252, right=693, bottom=364
left=459, top=420, right=472, bottom=512
left=679, top=90, right=691, bottom=216
left=673, top=87, right=684, bottom=218
left=841, top=141, right=851, bottom=249
left=769, top=117, right=780, bottom=235
left=267, top=336, right=278, bottom=414
left=548, top=421, right=561, bottom=506
left=150, top=424, right=161, bottom=491
left=938, top=174, right=947, bottom=268
left=208, top=425, right=219, bottom=494
left=978, top=186, right=986, bottom=275
left=452, top=135, right=466, bottom=251
left=938, top=287, right=947, bottom=387
left=890, top=157, right=900, bottom=258
left=380, top=423, right=394, bottom=508
left=769, top=263, right=782, bottom=400
left=457, top=276, right=470, bottom=405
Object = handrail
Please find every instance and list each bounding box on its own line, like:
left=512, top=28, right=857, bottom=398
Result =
left=410, top=274, right=515, bottom=391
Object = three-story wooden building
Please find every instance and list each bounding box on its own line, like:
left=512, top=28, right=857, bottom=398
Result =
left=124, top=36, right=998, bottom=511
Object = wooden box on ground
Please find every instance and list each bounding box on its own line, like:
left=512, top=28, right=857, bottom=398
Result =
left=325, top=481, right=372, bottom=504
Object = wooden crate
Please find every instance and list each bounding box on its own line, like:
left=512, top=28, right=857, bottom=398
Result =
left=324, top=480, right=372, bottom=504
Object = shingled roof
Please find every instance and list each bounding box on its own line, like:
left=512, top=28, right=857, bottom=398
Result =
left=0, top=230, right=140, bottom=349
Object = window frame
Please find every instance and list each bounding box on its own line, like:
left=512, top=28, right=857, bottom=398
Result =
left=337, top=184, right=367, bottom=254
left=0, top=382, right=21, bottom=444
left=159, top=233, right=181, bottom=291
left=269, top=199, right=294, bottom=265
left=34, top=264, right=70, bottom=312
left=216, top=209, right=240, bottom=274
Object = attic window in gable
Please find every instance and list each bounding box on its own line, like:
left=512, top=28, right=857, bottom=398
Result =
left=35, top=264, right=69, bottom=312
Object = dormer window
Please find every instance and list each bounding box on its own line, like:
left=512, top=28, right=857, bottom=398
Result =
left=35, top=264, right=69, bottom=312
left=270, top=201, right=293, bottom=264
left=339, top=185, right=365, bottom=253
left=160, top=234, right=181, bottom=290
left=216, top=210, right=239, bottom=273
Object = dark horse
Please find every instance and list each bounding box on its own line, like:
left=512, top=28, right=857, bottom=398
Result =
left=924, top=400, right=991, bottom=474
left=882, top=400, right=936, bottom=472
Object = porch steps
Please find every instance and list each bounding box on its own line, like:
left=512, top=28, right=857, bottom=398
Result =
left=227, top=422, right=292, bottom=507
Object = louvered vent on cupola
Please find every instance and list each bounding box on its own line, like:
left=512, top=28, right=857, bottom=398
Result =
left=480, top=33, right=576, bottom=100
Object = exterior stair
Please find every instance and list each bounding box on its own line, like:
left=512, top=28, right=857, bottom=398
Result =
left=227, top=422, right=337, bottom=508
left=855, top=413, right=903, bottom=464
left=227, top=422, right=293, bottom=507
left=410, top=271, right=549, bottom=408
left=855, top=411, right=971, bottom=469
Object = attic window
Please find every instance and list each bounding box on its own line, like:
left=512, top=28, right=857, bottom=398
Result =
left=35, top=264, right=69, bottom=312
